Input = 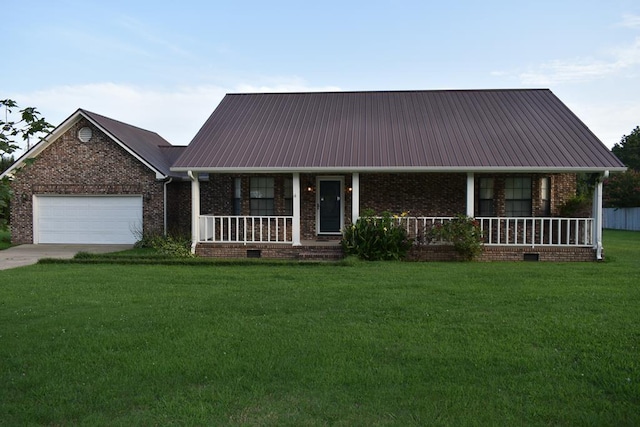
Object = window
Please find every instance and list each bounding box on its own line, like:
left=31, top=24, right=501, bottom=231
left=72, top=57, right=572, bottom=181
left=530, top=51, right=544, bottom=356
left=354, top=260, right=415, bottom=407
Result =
left=541, top=177, right=551, bottom=216
left=250, top=177, right=274, bottom=215
left=233, top=177, right=242, bottom=215
left=478, top=178, right=495, bottom=216
left=284, top=178, right=293, bottom=216
left=505, top=177, right=532, bottom=217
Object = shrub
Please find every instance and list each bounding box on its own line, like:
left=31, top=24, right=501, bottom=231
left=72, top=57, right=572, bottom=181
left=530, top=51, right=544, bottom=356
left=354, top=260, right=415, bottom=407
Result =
left=341, top=210, right=413, bottom=261
left=558, top=194, right=592, bottom=217
left=134, top=232, right=194, bottom=258
left=429, top=215, right=483, bottom=261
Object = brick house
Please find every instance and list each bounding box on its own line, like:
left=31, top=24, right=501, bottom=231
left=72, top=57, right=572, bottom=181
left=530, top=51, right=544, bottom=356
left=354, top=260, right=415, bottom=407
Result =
left=2, top=89, right=626, bottom=260
left=2, top=109, right=190, bottom=244
left=171, top=90, right=625, bottom=261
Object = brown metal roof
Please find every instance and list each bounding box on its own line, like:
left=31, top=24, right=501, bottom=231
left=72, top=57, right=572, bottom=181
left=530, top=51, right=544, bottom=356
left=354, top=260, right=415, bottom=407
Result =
left=172, top=89, right=625, bottom=172
left=81, top=109, right=182, bottom=177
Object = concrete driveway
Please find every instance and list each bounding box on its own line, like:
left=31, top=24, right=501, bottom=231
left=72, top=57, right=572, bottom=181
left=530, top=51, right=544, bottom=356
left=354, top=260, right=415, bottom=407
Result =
left=0, top=244, right=133, bottom=270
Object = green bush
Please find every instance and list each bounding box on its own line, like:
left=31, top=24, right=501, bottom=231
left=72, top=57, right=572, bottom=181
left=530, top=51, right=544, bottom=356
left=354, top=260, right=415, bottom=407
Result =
left=134, top=233, right=194, bottom=258
left=341, top=210, right=413, bottom=261
left=429, top=215, right=483, bottom=261
left=558, top=194, right=592, bottom=217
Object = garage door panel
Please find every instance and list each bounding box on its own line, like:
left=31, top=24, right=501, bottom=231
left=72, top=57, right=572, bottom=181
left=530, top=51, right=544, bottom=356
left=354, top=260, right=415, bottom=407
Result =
left=36, top=196, right=143, bottom=244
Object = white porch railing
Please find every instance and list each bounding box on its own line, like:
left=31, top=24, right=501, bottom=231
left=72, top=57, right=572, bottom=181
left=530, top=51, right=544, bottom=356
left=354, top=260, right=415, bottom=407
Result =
left=198, top=215, right=593, bottom=247
left=198, top=215, right=293, bottom=244
left=391, top=216, right=593, bottom=247
left=389, top=216, right=454, bottom=243
left=477, top=217, right=593, bottom=246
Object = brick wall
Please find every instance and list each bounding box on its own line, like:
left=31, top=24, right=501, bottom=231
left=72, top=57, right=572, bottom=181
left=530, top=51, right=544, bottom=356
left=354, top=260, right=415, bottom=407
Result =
left=166, top=181, right=191, bottom=236
left=196, top=243, right=342, bottom=260
left=360, top=173, right=466, bottom=216
left=9, top=117, right=168, bottom=244
left=197, top=243, right=596, bottom=262
left=407, top=244, right=596, bottom=262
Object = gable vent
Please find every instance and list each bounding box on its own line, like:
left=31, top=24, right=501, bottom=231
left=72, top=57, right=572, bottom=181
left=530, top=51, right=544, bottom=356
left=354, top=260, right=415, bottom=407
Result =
left=78, top=127, right=93, bottom=142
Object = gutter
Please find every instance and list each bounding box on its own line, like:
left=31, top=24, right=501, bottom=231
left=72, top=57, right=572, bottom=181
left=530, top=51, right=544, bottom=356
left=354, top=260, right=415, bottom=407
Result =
left=163, top=177, right=173, bottom=236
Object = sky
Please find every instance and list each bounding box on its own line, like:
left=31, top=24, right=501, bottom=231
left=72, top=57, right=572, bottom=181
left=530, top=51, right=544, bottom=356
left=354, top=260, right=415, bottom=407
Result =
left=3, top=0, right=640, bottom=151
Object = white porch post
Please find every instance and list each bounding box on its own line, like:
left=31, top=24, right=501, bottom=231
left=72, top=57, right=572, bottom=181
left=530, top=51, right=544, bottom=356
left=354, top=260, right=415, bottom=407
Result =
left=466, top=172, right=475, bottom=217
left=188, top=171, right=200, bottom=254
left=352, top=172, right=360, bottom=223
left=592, top=171, right=608, bottom=260
left=292, top=173, right=301, bottom=246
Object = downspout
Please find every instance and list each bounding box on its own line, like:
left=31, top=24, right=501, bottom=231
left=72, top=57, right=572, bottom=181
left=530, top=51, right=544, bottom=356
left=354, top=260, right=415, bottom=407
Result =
left=163, top=177, right=173, bottom=236
left=593, top=171, right=608, bottom=260
left=187, top=171, right=200, bottom=254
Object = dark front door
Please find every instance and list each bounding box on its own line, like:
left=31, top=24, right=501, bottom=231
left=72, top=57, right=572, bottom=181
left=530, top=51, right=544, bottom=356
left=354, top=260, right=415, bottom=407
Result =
left=319, top=180, right=342, bottom=233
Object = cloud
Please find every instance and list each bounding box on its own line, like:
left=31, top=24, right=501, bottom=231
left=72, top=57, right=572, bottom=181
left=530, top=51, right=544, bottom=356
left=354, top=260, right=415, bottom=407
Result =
left=116, top=15, right=195, bottom=59
left=569, top=100, right=640, bottom=148
left=619, top=14, right=640, bottom=28
left=9, top=78, right=343, bottom=152
left=234, top=76, right=341, bottom=93
left=13, top=83, right=226, bottom=147
left=517, top=37, right=640, bottom=85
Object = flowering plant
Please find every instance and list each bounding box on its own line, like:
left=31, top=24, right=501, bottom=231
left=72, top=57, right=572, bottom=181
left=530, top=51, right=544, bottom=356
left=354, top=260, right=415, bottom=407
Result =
left=341, top=209, right=413, bottom=261
left=429, top=215, right=483, bottom=261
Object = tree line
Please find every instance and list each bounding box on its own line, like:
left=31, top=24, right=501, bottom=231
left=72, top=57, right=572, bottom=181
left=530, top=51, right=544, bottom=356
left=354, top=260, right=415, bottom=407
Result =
left=606, top=126, right=640, bottom=208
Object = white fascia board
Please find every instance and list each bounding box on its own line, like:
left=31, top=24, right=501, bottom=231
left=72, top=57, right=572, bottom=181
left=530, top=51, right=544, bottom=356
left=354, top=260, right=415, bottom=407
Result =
left=170, top=165, right=628, bottom=174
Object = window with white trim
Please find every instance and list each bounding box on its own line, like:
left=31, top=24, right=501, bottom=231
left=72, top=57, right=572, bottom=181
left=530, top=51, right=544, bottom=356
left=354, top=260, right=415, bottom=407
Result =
left=478, top=178, right=495, bottom=216
left=233, top=177, right=242, bottom=215
left=284, top=178, right=293, bottom=216
left=541, top=177, right=551, bottom=216
left=250, top=177, right=274, bottom=216
left=505, top=177, right=532, bottom=217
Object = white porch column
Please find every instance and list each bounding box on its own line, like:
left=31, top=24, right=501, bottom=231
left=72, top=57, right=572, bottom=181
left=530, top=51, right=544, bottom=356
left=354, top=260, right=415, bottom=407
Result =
left=592, top=171, right=608, bottom=260
left=188, top=171, right=200, bottom=254
left=466, top=172, right=475, bottom=217
left=352, top=172, right=360, bottom=223
left=292, top=173, right=301, bottom=246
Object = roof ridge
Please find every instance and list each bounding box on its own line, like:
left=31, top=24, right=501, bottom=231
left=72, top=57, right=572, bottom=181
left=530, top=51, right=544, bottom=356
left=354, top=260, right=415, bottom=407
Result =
left=79, top=109, right=166, bottom=140
left=226, top=88, right=551, bottom=96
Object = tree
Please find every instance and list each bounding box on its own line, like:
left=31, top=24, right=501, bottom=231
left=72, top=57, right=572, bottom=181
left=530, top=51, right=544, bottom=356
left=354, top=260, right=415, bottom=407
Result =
left=612, top=126, right=640, bottom=171
left=0, top=155, right=15, bottom=224
left=1, top=99, right=53, bottom=229
left=604, top=170, right=640, bottom=208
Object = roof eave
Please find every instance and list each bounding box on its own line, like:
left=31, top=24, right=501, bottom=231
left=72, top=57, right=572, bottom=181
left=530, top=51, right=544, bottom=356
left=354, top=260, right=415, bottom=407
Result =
left=170, top=165, right=628, bottom=174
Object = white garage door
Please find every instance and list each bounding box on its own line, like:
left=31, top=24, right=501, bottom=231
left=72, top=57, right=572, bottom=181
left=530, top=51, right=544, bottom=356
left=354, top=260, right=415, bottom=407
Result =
left=35, top=196, right=143, bottom=244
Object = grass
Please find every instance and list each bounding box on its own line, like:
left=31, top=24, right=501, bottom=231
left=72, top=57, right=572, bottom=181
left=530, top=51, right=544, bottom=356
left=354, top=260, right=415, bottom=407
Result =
left=0, top=230, right=639, bottom=426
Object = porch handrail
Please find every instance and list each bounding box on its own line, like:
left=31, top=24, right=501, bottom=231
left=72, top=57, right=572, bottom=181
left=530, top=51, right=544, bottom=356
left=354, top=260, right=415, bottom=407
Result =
left=386, top=216, right=593, bottom=247
left=198, top=215, right=293, bottom=244
left=477, top=217, right=593, bottom=247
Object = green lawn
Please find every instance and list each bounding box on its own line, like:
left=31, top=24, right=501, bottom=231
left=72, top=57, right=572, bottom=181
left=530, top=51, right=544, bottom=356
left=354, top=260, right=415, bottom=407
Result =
left=0, top=231, right=639, bottom=426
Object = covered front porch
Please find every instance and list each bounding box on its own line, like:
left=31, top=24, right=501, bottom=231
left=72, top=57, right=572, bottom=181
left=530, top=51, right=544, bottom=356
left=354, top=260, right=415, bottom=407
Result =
left=188, top=171, right=608, bottom=261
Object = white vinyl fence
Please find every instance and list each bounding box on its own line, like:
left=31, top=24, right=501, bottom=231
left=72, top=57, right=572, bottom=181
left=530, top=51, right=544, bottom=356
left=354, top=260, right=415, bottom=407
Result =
left=604, top=207, right=640, bottom=231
